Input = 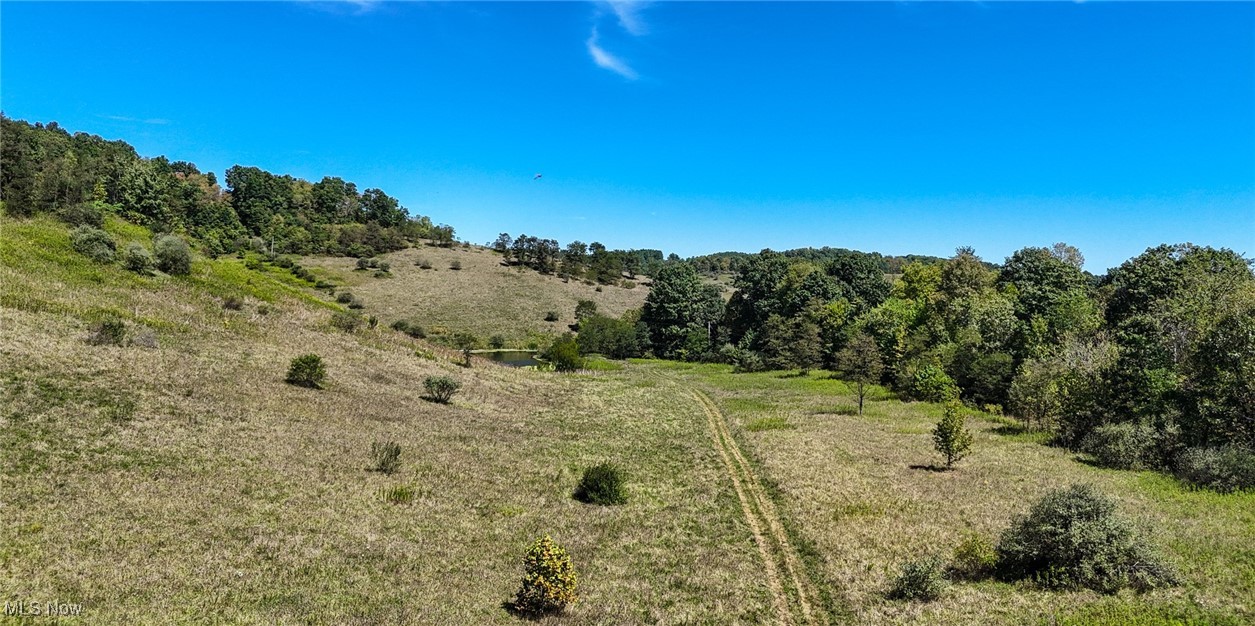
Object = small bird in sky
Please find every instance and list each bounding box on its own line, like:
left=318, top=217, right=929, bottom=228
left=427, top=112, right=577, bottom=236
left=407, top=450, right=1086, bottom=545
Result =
left=533, top=173, right=543, bottom=180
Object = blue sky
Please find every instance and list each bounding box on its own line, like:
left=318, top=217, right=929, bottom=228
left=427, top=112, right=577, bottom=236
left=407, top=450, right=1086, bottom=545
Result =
left=3, top=1, right=1253, bottom=272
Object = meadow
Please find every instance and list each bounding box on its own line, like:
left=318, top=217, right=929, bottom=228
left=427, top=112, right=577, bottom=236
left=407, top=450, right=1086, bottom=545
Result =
left=2, top=216, right=1251, bottom=624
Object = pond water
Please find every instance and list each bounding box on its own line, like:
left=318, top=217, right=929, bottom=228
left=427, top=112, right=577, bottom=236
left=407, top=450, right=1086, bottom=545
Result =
left=477, top=350, right=540, bottom=367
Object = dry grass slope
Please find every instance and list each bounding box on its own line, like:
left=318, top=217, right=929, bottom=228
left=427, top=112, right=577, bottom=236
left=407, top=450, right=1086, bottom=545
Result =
left=298, top=245, right=648, bottom=347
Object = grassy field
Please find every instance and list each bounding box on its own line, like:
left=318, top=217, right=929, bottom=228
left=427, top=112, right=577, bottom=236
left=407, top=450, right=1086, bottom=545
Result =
left=647, top=361, right=1255, bottom=626
left=0, top=217, right=763, bottom=624
left=3, top=216, right=1251, bottom=624
left=297, top=244, right=648, bottom=348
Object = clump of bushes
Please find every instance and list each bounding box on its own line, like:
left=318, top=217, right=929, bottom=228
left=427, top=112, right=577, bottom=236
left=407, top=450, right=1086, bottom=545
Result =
left=489, top=334, right=506, bottom=349
left=995, top=483, right=1178, bottom=593
left=544, top=311, right=560, bottom=322
left=423, top=375, right=461, bottom=403
left=154, top=235, right=192, bottom=275
left=574, top=462, right=628, bottom=505
left=1173, top=446, right=1255, bottom=493
left=1082, top=422, right=1157, bottom=470
left=335, top=292, right=354, bottom=304
left=369, top=441, right=402, bottom=474
left=513, top=535, right=578, bottom=616
left=932, top=403, right=973, bottom=469
left=87, top=318, right=127, bottom=346
left=907, top=362, right=960, bottom=403
left=122, top=243, right=155, bottom=273
left=541, top=334, right=584, bottom=372
left=71, top=225, right=116, bottom=263
left=58, top=202, right=105, bottom=227
left=355, top=258, right=372, bottom=270
left=285, top=354, right=327, bottom=389
left=390, top=319, right=426, bottom=339
left=223, top=296, right=244, bottom=311
left=449, top=260, right=462, bottom=270
left=377, top=261, right=390, bottom=272
left=887, top=555, right=947, bottom=602
left=417, top=258, right=433, bottom=269
left=331, top=311, right=363, bottom=332
left=347, top=298, right=365, bottom=310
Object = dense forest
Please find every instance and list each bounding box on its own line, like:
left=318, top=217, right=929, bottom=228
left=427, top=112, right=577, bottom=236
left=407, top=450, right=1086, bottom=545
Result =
left=689, top=248, right=965, bottom=277
left=0, top=115, right=453, bottom=256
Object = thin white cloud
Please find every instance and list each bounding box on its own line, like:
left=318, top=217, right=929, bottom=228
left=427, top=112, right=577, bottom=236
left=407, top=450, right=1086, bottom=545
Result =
left=100, top=114, right=169, bottom=125
left=607, top=1, right=647, bottom=36
left=587, top=28, right=638, bottom=80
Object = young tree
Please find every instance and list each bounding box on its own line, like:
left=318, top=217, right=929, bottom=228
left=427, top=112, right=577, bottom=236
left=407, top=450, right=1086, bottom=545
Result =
left=933, top=403, right=974, bottom=468
left=836, top=331, right=885, bottom=415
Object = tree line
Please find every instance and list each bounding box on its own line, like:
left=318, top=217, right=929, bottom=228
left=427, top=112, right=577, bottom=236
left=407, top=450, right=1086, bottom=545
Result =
left=490, top=232, right=668, bottom=285
left=1, top=116, right=454, bottom=257
left=688, top=247, right=963, bottom=277
left=625, top=243, right=1254, bottom=485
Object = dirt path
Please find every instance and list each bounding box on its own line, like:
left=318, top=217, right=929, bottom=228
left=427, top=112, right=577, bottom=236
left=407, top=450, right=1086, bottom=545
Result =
left=690, top=388, right=823, bottom=626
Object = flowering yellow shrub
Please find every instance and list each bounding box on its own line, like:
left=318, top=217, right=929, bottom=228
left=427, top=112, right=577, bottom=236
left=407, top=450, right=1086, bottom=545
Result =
left=513, top=534, right=577, bottom=615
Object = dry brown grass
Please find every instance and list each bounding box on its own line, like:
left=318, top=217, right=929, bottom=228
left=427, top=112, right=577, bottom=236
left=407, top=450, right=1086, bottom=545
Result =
left=298, top=245, right=648, bottom=347
left=1, top=219, right=762, bottom=625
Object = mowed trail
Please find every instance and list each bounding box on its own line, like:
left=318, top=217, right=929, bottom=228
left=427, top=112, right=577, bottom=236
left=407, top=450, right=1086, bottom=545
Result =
left=690, top=389, right=823, bottom=626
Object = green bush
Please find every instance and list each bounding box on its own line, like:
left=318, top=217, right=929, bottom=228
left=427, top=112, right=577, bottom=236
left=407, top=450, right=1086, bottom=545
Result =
left=122, top=243, right=155, bottom=273
left=489, top=334, right=507, bottom=349
left=574, top=462, right=628, bottom=505
left=541, top=334, right=584, bottom=372
left=950, top=533, right=997, bottom=580
left=417, top=258, right=433, bottom=269
left=58, top=202, right=106, bottom=227
left=71, top=225, right=116, bottom=263
left=154, top=235, right=192, bottom=275
left=995, top=484, right=1178, bottom=593
left=1174, top=446, right=1255, bottom=493
left=379, top=484, right=415, bottom=505
left=1082, top=422, right=1158, bottom=470
left=87, top=318, right=127, bottom=346
left=910, top=363, right=960, bottom=403
left=391, top=319, right=426, bottom=339
left=544, top=311, right=560, bottom=322
left=369, top=441, right=402, bottom=474
left=347, top=298, right=365, bottom=310
left=330, top=311, right=362, bottom=332
left=355, top=258, right=371, bottom=270
left=335, top=291, right=354, bottom=304
left=449, top=260, right=462, bottom=270
left=887, top=555, right=947, bottom=602
left=223, top=296, right=244, bottom=311
left=423, top=375, right=461, bottom=403
left=513, top=535, right=578, bottom=616
left=933, top=403, right=973, bottom=468
left=285, top=354, right=327, bottom=389
left=377, top=261, right=390, bottom=272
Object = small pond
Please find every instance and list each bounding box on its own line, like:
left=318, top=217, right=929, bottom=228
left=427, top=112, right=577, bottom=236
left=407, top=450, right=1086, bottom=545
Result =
left=477, top=350, right=540, bottom=368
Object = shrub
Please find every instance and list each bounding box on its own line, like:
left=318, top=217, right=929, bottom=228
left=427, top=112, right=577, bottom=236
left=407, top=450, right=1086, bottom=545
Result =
left=1082, top=422, right=1157, bottom=470
left=1174, top=446, right=1255, bottom=493
left=995, top=484, right=1178, bottom=593
left=286, top=354, right=327, bottom=389
left=541, top=334, right=584, bottom=372
left=356, top=258, right=371, bottom=270
left=87, top=318, right=126, bottom=346
left=423, top=375, right=461, bottom=403
left=273, top=256, right=295, bottom=269
left=574, top=462, right=628, bottom=505
left=369, top=441, right=402, bottom=474
left=347, top=298, right=365, bottom=310
left=122, top=243, right=155, bottom=273
left=910, top=363, right=960, bottom=403
left=544, top=311, right=560, bottom=322
left=335, top=292, right=355, bottom=304
left=489, top=334, right=506, bottom=349
left=574, top=299, right=598, bottom=322
left=950, top=533, right=997, bottom=580
left=154, top=235, right=192, bottom=275
left=71, top=225, right=116, bottom=263
left=368, top=315, right=378, bottom=329
left=391, top=319, right=426, bottom=339
left=331, top=311, right=362, bottom=332
left=58, top=202, right=105, bottom=227
left=933, top=403, right=973, bottom=469
left=417, top=258, right=433, bottom=269
left=373, top=270, right=389, bottom=278
left=223, top=296, right=244, bottom=311
left=377, top=261, right=390, bottom=272
left=513, top=535, right=578, bottom=616
left=449, top=260, right=462, bottom=270
left=887, top=555, right=947, bottom=602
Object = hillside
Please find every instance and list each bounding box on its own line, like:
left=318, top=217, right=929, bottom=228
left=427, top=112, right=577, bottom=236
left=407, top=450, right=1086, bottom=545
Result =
left=298, top=244, right=649, bottom=348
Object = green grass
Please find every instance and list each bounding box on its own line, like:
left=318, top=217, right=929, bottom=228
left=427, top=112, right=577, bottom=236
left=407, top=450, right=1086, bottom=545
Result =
left=744, top=415, right=795, bottom=431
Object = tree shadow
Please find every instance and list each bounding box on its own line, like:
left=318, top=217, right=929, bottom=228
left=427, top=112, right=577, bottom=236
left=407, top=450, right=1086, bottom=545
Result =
left=776, top=371, right=810, bottom=379
left=908, top=464, right=950, bottom=473
left=500, top=601, right=542, bottom=622
left=990, top=424, right=1030, bottom=437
